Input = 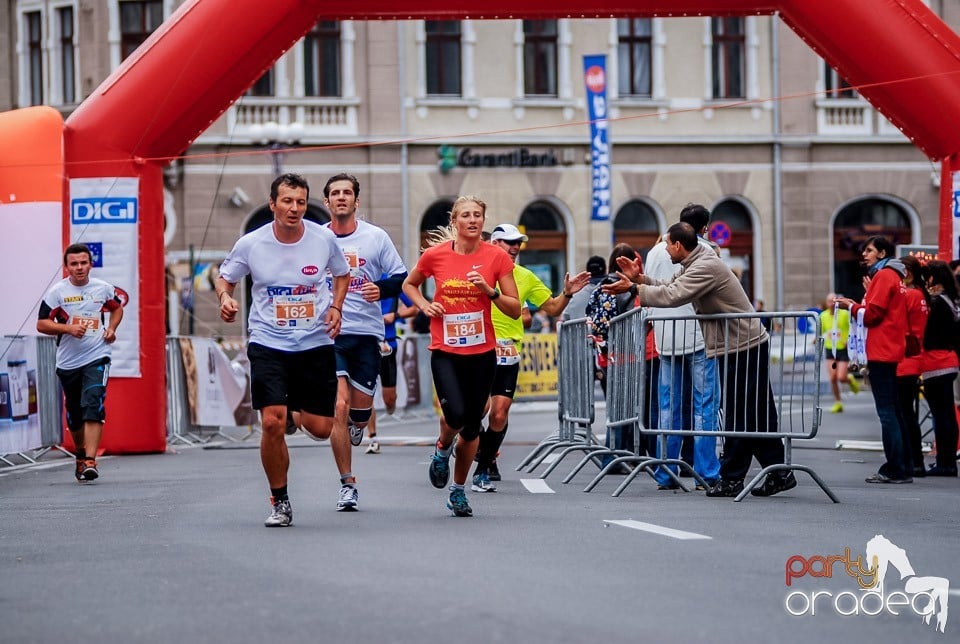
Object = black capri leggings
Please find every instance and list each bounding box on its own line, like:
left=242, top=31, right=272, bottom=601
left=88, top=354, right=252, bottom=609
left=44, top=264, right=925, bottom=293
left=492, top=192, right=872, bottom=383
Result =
left=431, top=349, right=496, bottom=440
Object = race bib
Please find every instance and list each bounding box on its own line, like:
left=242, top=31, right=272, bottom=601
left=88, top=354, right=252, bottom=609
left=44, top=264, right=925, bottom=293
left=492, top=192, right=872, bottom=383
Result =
left=495, top=339, right=520, bottom=365
left=443, top=311, right=486, bottom=347
left=71, top=315, right=101, bottom=336
left=342, top=247, right=361, bottom=277
left=272, top=293, right=319, bottom=329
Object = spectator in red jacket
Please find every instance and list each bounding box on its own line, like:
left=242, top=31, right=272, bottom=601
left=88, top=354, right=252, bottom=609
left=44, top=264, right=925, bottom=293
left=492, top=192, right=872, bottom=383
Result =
left=838, top=236, right=911, bottom=484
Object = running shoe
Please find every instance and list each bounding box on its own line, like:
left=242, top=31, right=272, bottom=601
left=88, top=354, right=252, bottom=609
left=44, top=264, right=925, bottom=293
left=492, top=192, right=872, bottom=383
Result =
left=80, top=459, right=99, bottom=481
left=847, top=374, right=861, bottom=394
left=830, top=402, right=843, bottom=413
left=365, top=440, right=380, bottom=454
left=428, top=447, right=451, bottom=489
left=74, top=459, right=85, bottom=482
left=337, top=485, right=359, bottom=511
left=264, top=497, right=293, bottom=527
left=487, top=458, right=501, bottom=482
left=704, top=479, right=744, bottom=498
left=447, top=487, right=473, bottom=517
left=471, top=468, right=497, bottom=493
left=348, top=420, right=364, bottom=447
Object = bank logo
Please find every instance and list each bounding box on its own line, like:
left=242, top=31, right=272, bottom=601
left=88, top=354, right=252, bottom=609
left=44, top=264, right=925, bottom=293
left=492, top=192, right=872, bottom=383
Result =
left=71, top=198, right=138, bottom=224
left=785, top=535, right=950, bottom=633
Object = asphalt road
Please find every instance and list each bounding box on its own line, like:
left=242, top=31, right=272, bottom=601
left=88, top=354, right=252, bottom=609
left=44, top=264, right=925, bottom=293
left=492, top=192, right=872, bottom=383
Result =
left=1, top=394, right=958, bottom=644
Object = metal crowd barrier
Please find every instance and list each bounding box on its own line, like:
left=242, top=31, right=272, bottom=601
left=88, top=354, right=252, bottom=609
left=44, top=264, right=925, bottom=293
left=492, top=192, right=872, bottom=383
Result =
left=514, top=318, right=599, bottom=474
left=586, top=309, right=838, bottom=502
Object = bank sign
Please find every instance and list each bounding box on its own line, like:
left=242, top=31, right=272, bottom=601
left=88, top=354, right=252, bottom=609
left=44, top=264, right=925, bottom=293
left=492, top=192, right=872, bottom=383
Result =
left=437, top=145, right=558, bottom=174
left=583, top=54, right=611, bottom=221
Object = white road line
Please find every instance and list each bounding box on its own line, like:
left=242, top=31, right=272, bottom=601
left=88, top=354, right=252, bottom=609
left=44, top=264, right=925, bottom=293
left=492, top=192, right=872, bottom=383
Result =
left=521, top=478, right=555, bottom=494
left=603, top=519, right=712, bottom=540
left=541, top=453, right=559, bottom=464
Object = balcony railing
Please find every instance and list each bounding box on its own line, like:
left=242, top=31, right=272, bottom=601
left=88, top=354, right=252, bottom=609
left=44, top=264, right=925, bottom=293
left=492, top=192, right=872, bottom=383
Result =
left=816, top=98, right=872, bottom=135
left=227, top=97, right=359, bottom=139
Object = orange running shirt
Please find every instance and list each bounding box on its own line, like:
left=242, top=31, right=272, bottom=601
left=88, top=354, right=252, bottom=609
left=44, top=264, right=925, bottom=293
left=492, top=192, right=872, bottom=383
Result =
left=415, top=241, right=515, bottom=354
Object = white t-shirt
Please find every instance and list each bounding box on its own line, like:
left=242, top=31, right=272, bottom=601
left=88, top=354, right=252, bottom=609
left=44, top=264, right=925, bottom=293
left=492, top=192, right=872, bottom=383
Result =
left=324, top=219, right=406, bottom=340
left=40, top=277, right=121, bottom=370
left=645, top=240, right=706, bottom=356
left=219, top=220, right=350, bottom=351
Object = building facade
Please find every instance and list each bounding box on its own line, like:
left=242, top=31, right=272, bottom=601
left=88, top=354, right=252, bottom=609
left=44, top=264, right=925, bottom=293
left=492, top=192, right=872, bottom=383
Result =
left=4, top=1, right=951, bottom=339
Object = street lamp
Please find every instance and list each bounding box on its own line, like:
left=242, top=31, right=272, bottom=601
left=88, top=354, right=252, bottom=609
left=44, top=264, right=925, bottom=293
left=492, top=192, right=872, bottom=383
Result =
left=249, top=121, right=304, bottom=176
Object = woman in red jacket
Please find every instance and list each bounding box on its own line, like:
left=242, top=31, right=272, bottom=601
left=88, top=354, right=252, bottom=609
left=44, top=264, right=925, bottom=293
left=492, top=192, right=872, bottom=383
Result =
left=896, top=255, right=928, bottom=478
left=839, top=236, right=911, bottom=484
left=921, top=260, right=959, bottom=476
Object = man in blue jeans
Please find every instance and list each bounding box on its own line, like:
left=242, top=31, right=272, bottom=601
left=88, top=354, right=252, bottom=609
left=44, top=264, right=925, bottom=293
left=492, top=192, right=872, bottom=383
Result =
left=645, top=205, right=721, bottom=490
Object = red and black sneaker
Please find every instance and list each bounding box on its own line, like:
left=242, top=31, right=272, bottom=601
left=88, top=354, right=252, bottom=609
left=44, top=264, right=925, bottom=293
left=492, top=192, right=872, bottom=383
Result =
left=80, top=459, right=99, bottom=481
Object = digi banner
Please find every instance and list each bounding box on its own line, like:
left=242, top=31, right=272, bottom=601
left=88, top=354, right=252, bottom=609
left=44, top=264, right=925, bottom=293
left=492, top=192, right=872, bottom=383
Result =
left=69, top=177, right=140, bottom=376
left=584, top=54, right=611, bottom=221
left=953, top=171, right=960, bottom=260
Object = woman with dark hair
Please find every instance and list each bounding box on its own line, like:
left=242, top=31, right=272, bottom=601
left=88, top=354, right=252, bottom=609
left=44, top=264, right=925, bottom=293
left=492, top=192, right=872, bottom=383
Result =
left=921, top=260, right=960, bottom=476
left=838, top=235, right=911, bottom=483
left=896, top=255, right=928, bottom=477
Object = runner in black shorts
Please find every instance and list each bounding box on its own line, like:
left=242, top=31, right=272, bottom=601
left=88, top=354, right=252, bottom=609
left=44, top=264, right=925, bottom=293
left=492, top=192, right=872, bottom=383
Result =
left=217, top=174, right=350, bottom=527
left=38, top=243, right=124, bottom=482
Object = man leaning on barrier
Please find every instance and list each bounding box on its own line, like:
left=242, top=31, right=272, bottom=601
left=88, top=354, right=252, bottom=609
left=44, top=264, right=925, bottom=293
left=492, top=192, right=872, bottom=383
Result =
left=603, top=220, right=797, bottom=498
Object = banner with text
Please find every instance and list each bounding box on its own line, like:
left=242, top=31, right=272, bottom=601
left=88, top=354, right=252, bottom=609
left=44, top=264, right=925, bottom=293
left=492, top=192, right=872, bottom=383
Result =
left=516, top=333, right=559, bottom=401
left=69, top=177, right=140, bottom=376
left=584, top=54, right=611, bottom=222
left=0, top=336, right=42, bottom=454
left=178, top=337, right=247, bottom=426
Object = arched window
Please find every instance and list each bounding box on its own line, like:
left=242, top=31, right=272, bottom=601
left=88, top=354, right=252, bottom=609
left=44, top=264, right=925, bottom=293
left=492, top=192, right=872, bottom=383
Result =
left=240, top=204, right=329, bottom=320
left=613, top=199, right=660, bottom=261
left=711, top=199, right=754, bottom=301
left=519, top=200, right=566, bottom=293
left=419, top=199, right=455, bottom=250
left=243, top=203, right=328, bottom=234
left=833, top=198, right=912, bottom=301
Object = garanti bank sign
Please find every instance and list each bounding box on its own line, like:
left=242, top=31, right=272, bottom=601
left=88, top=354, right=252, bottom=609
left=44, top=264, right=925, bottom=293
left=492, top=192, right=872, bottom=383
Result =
left=438, top=145, right=559, bottom=174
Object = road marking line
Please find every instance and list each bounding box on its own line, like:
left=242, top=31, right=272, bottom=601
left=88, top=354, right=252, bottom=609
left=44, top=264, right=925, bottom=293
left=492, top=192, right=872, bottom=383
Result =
left=521, top=478, right=555, bottom=493
left=603, top=519, right=712, bottom=540
left=541, top=453, right=559, bottom=464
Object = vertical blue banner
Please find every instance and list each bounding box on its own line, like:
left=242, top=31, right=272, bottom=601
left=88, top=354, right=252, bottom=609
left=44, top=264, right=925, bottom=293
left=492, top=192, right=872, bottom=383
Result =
left=584, top=55, right=611, bottom=221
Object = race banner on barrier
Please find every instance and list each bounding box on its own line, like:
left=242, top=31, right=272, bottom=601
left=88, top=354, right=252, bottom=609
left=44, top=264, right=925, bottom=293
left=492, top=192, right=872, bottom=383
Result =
left=0, top=336, right=42, bottom=454
left=516, top=333, right=559, bottom=401
left=177, top=337, right=247, bottom=427
left=69, top=177, right=141, bottom=377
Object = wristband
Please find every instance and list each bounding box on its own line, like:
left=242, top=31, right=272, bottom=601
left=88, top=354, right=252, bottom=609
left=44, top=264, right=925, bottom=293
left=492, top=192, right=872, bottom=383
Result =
left=330, top=305, right=342, bottom=314
left=489, top=289, right=501, bottom=300
left=562, top=291, right=573, bottom=298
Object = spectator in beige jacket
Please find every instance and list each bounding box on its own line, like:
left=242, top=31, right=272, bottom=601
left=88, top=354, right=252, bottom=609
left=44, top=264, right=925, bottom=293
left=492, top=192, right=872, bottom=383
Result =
left=604, top=221, right=796, bottom=499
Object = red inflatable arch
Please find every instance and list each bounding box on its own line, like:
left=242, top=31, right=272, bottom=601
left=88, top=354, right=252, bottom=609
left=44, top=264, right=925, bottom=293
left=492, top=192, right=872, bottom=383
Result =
left=63, top=0, right=960, bottom=453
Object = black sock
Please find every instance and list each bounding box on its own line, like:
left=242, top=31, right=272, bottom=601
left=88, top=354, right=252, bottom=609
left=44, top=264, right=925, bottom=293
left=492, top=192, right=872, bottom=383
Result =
left=75, top=448, right=86, bottom=460
left=270, top=486, right=288, bottom=502
left=478, top=424, right=508, bottom=465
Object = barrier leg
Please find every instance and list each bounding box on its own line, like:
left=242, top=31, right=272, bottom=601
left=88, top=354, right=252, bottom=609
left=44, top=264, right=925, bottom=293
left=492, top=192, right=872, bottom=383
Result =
left=562, top=449, right=616, bottom=483
left=734, top=464, right=839, bottom=503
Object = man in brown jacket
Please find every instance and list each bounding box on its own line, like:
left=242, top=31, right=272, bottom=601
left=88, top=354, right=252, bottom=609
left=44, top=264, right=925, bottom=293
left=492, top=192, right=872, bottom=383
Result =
left=605, top=220, right=797, bottom=498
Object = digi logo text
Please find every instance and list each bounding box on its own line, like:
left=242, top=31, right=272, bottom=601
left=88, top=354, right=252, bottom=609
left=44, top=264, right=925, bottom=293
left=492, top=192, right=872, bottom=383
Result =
left=71, top=198, right=138, bottom=224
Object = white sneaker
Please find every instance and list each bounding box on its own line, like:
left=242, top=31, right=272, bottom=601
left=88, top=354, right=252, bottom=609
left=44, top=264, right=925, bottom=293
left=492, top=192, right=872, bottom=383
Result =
left=337, top=485, right=359, bottom=511
left=299, top=426, right=324, bottom=442
left=365, top=440, right=380, bottom=454
left=264, top=498, right=293, bottom=527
